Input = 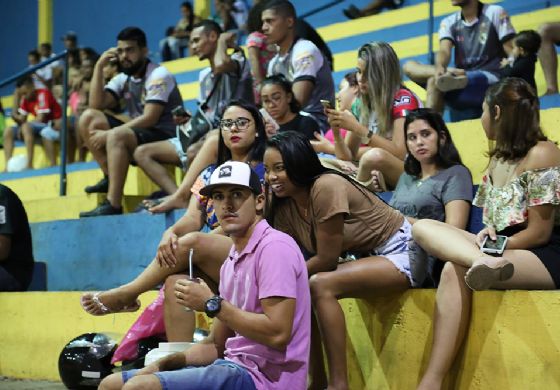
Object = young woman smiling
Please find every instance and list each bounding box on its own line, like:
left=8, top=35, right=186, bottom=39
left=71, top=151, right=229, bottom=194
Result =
left=264, top=131, right=423, bottom=390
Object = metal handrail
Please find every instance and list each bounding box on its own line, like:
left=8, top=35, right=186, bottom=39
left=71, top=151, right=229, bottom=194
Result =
left=0, top=51, right=69, bottom=196
left=428, top=0, right=435, bottom=64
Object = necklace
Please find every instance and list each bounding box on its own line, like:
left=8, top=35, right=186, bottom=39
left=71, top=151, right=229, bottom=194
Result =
left=295, top=197, right=310, bottom=219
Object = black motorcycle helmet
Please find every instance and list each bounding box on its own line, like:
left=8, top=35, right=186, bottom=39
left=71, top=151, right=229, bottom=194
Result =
left=58, top=333, right=118, bottom=389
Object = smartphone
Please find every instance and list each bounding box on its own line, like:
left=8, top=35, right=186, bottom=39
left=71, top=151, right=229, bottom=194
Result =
left=480, top=235, right=508, bottom=255
left=172, top=105, right=191, bottom=118
left=320, top=99, right=332, bottom=109
left=259, top=108, right=280, bottom=132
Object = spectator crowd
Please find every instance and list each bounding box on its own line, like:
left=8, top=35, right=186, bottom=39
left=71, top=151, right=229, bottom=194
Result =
left=2, top=1, right=560, bottom=389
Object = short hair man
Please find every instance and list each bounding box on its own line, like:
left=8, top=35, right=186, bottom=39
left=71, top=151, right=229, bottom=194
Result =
left=61, top=31, right=78, bottom=50
left=403, top=0, right=515, bottom=115
left=28, top=49, right=52, bottom=90
left=0, top=184, right=34, bottom=292
left=78, top=27, right=184, bottom=217
left=133, top=20, right=254, bottom=199
left=98, top=161, right=311, bottom=390
left=262, top=0, right=335, bottom=133
left=3, top=76, right=63, bottom=169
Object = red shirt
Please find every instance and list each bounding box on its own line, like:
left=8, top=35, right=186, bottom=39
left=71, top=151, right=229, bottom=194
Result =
left=18, top=89, right=62, bottom=122
left=392, top=87, right=422, bottom=119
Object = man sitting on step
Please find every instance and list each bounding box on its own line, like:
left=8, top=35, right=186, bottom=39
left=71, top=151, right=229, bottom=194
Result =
left=98, top=161, right=311, bottom=390
left=78, top=26, right=183, bottom=217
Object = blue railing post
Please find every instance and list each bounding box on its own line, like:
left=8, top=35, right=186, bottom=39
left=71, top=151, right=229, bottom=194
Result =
left=428, top=0, right=435, bottom=65
left=59, top=51, right=69, bottom=196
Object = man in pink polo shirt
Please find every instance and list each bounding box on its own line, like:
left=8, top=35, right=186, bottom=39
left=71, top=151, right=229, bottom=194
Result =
left=99, top=161, right=310, bottom=390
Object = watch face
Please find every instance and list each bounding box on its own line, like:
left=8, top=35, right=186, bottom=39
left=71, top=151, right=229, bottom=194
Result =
left=207, top=299, right=220, bottom=311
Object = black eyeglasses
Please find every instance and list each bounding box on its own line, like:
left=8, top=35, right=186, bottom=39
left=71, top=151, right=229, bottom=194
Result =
left=219, top=117, right=252, bottom=132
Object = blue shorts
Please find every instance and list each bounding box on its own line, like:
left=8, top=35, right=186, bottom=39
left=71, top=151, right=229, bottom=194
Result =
left=122, top=359, right=256, bottom=390
left=11, top=122, right=47, bottom=140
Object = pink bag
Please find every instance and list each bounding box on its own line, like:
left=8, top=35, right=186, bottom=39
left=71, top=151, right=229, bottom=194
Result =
left=111, top=287, right=167, bottom=364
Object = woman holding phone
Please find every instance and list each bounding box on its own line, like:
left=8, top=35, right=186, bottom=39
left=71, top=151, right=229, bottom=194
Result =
left=259, top=74, right=320, bottom=140
left=412, top=78, right=560, bottom=390
left=325, top=41, right=421, bottom=190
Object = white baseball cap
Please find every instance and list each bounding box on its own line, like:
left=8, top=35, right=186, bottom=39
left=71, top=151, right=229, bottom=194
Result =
left=200, top=161, right=262, bottom=196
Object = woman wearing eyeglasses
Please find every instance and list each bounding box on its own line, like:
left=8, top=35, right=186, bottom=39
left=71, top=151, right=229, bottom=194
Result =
left=80, top=100, right=267, bottom=342
left=260, top=74, right=320, bottom=140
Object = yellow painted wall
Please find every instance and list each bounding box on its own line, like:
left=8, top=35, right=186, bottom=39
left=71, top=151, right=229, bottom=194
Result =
left=2, top=290, right=560, bottom=387
left=341, top=290, right=560, bottom=390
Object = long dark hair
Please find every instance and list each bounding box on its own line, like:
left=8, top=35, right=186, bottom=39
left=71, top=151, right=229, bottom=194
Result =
left=485, top=78, right=546, bottom=161
left=265, top=131, right=382, bottom=226
left=403, top=108, right=464, bottom=177
left=217, top=100, right=267, bottom=165
left=181, top=1, right=195, bottom=29
left=261, top=74, right=301, bottom=114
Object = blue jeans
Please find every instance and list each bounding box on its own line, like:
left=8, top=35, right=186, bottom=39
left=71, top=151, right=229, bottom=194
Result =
left=122, top=359, right=256, bottom=390
left=445, top=70, right=499, bottom=109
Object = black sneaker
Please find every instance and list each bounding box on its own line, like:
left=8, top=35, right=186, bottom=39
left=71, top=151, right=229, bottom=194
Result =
left=85, top=176, right=109, bottom=194
left=79, top=199, right=123, bottom=218
left=343, top=5, right=362, bottom=19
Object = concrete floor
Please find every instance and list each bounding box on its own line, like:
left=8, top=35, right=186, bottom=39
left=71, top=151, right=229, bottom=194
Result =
left=0, top=377, right=67, bottom=390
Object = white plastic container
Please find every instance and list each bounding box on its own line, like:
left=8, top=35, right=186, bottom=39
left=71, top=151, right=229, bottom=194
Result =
left=144, top=342, right=195, bottom=366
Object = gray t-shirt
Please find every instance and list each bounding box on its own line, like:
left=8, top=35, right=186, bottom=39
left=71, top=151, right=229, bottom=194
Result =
left=105, top=61, right=183, bottom=137
left=267, top=38, right=335, bottom=133
left=197, top=51, right=254, bottom=128
left=438, top=3, right=515, bottom=75
left=389, top=164, right=473, bottom=222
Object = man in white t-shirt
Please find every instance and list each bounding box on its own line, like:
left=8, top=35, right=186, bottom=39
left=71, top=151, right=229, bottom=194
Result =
left=403, top=0, right=515, bottom=115
left=262, top=0, right=335, bottom=133
left=27, top=49, right=52, bottom=90
left=78, top=27, right=183, bottom=217
left=39, top=42, right=62, bottom=84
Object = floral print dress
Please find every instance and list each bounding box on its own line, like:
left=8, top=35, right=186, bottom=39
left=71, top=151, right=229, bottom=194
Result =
left=473, top=166, right=560, bottom=232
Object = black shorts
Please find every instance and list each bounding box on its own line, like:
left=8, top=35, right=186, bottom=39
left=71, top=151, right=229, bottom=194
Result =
left=501, top=226, right=560, bottom=288
left=103, top=112, right=172, bottom=146
left=131, top=128, right=173, bottom=145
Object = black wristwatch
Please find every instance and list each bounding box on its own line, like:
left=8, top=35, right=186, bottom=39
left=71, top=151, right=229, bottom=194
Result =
left=205, top=295, right=223, bottom=318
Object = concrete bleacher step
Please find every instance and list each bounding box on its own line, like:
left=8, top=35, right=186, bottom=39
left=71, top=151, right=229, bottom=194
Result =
left=24, top=194, right=146, bottom=223
left=2, top=163, right=162, bottom=202
left=29, top=210, right=185, bottom=291
left=449, top=107, right=560, bottom=184
left=1, top=289, right=559, bottom=388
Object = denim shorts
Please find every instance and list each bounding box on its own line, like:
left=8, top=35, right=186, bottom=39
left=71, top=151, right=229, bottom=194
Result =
left=168, top=137, right=188, bottom=170
left=341, top=219, right=427, bottom=287
left=122, top=359, right=256, bottom=390
left=11, top=122, right=47, bottom=140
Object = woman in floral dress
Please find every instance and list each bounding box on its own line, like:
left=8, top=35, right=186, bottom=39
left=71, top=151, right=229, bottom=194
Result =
left=411, top=77, right=560, bottom=390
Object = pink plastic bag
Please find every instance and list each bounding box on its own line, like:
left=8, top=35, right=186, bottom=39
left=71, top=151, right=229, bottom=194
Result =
left=111, top=287, right=166, bottom=364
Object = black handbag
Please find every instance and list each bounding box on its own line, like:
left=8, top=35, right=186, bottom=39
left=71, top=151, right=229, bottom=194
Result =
left=177, top=74, right=222, bottom=152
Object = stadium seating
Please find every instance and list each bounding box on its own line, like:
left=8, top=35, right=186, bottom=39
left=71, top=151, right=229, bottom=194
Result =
left=1, top=0, right=560, bottom=387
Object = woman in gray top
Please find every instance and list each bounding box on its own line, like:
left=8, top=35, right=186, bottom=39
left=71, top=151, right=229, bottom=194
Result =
left=389, top=109, right=473, bottom=286
left=389, top=108, right=473, bottom=228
